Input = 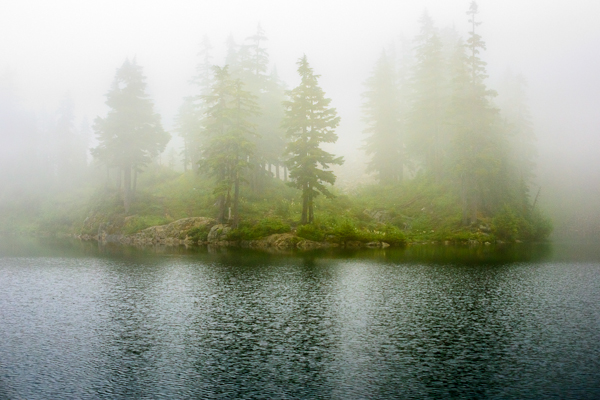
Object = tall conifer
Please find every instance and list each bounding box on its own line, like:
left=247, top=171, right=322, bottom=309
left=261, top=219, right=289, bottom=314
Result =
left=283, top=56, right=343, bottom=224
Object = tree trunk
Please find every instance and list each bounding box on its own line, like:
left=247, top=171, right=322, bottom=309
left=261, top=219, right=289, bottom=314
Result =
left=133, top=168, right=138, bottom=194
left=301, top=184, right=309, bottom=225
left=123, top=165, right=131, bottom=213
left=232, top=173, right=240, bottom=228
left=217, top=195, right=226, bottom=223
left=284, top=166, right=288, bottom=182
left=116, top=167, right=122, bottom=191
left=461, top=175, right=469, bottom=226
left=275, top=162, right=280, bottom=179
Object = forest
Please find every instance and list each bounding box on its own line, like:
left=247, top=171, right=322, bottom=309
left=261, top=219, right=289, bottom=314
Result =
left=0, top=2, right=553, bottom=246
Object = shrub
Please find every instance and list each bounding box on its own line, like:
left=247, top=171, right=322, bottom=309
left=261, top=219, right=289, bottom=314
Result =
left=296, top=224, right=326, bottom=242
left=227, top=218, right=291, bottom=241
left=493, top=205, right=521, bottom=241
left=377, top=224, right=406, bottom=246
left=329, top=220, right=362, bottom=243
left=186, top=225, right=210, bottom=242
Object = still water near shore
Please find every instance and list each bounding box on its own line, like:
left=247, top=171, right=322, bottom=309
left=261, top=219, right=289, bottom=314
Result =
left=1, top=238, right=599, bottom=399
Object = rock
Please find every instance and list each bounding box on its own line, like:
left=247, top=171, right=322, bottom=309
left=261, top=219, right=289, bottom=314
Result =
left=479, top=224, right=491, bottom=233
left=381, top=242, right=390, bottom=248
left=130, top=217, right=215, bottom=245
left=363, top=209, right=391, bottom=223
left=265, top=233, right=300, bottom=248
left=207, top=224, right=231, bottom=242
left=296, top=239, right=323, bottom=250
left=365, top=241, right=381, bottom=248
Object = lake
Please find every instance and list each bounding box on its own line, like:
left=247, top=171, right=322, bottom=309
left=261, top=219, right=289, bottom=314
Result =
left=1, top=238, right=599, bottom=399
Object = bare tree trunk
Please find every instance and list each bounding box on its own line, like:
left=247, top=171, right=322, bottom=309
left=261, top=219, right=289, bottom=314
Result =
left=275, top=162, right=280, bottom=179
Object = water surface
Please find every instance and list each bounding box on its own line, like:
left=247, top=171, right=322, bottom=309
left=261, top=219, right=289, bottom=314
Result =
left=1, top=239, right=599, bottom=399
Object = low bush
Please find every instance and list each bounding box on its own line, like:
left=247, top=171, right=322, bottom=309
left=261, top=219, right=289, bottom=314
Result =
left=227, top=218, right=291, bottom=241
left=186, top=225, right=210, bottom=242
left=296, top=224, right=326, bottom=242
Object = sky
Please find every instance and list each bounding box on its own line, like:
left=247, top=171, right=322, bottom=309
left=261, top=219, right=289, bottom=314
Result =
left=1, top=0, right=600, bottom=178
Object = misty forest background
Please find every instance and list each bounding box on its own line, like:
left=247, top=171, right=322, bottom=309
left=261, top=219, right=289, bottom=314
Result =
left=0, top=2, right=568, bottom=244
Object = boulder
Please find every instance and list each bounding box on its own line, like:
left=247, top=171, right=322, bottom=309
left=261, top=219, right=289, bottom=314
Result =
left=207, top=224, right=231, bottom=242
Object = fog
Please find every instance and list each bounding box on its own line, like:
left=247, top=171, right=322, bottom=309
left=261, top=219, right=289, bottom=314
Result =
left=2, top=0, right=600, bottom=237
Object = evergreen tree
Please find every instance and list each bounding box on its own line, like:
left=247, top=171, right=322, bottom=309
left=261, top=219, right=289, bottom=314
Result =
left=200, top=65, right=259, bottom=226
left=177, top=36, right=213, bottom=172
left=174, top=97, right=199, bottom=172
left=92, top=59, right=169, bottom=212
left=448, top=2, right=504, bottom=225
left=362, top=50, right=403, bottom=184
left=259, top=67, right=287, bottom=179
left=283, top=56, right=343, bottom=224
left=498, top=70, right=537, bottom=212
left=407, top=12, right=448, bottom=181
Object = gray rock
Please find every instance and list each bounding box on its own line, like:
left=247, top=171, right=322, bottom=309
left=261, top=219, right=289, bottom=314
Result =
left=207, top=224, right=231, bottom=242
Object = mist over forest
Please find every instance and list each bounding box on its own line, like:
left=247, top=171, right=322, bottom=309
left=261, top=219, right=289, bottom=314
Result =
left=1, top=0, right=599, bottom=242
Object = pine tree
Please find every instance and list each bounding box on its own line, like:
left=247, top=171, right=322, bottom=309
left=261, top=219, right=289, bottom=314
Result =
left=92, top=59, right=169, bottom=212
left=448, top=2, right=504, bottom=225
left=177, top=36, right=213, bottom=172
left=498, top=70, right=537, bottom=212
left=407, top=12, right=448, bottom=181
left=283, top=55, right=343, bottom=224
left=362, top=50, right=403, bottom=184
left=200, top=65, right=259, bottom=226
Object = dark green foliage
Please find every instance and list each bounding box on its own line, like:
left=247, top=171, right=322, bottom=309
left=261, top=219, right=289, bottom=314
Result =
left=283, top=55, right=344, bottom=224
left=296, top=224, right=326, bottom=242
left=199, top=65, right=259, bottom=225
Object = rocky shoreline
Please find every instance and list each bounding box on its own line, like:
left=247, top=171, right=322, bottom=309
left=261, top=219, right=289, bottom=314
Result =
left=77, top=216, right=393, bottom=250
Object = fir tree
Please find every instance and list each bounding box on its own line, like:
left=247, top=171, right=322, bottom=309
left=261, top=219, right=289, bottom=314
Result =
left=283, top=56, right=343, bottom=224
left=200, top=65, right=259, bottom=226
left=92, top=59, right=169, bottom=212
left=448, top=2, right=504, bottom=225
left=407, top=12, right=448, bottom=181
left=362, top=50, right=403, bottom=184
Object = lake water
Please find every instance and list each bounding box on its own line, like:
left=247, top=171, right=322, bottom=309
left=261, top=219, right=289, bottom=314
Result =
left=1, top=238, right=599, bottom=399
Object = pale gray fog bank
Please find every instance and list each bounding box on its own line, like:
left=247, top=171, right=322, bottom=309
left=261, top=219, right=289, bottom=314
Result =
left=1, top=239, right=600, bottom=399
left=1, top=0, right=600, bottom=238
